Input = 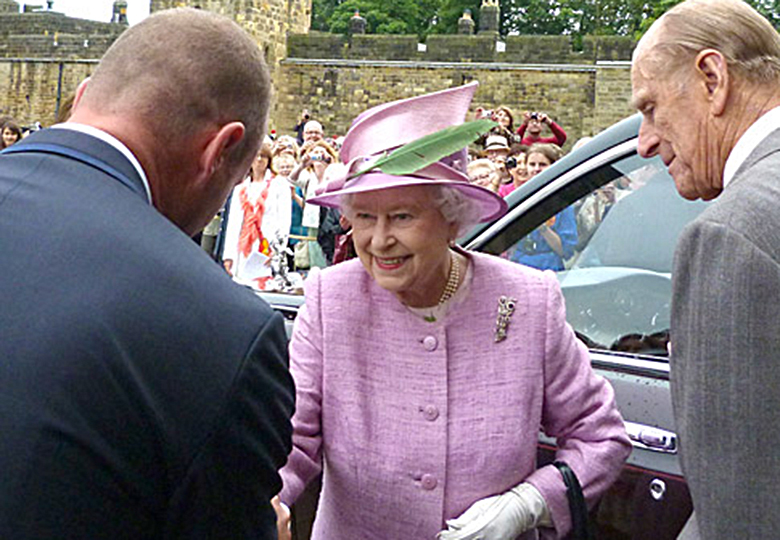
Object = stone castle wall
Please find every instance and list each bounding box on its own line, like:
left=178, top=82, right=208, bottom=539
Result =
left=286, top=33, right=635, bottom=64
left=149, top=0, right=311, bottom=78
left=0, top=58, right=96, bottom=124
left=273, top=58, right=634, bottom=149
left=0, top=12, right=125, bottom=59
left=0, top=1, right=637, bottom=145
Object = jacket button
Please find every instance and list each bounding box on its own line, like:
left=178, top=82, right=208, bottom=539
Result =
left=421, top=474, right=438, bottom=490
left=422, top=336, right=438, bottom=351
left=423, top=405, right=439, bottom=421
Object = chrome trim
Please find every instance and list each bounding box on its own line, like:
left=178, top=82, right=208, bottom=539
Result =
left=590, top=350, right=670, bottom=379
left=625, top=421, right=678, bottom=454
left=650, top=478, right=667, bottom=501
left=269, top=303, right=300, bottom=320
left=465, top=138, right=639, bottom=251
left=540, top=421, right=678, bottom=455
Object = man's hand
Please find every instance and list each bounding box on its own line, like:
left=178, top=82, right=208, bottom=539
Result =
left=272, top=496, right=291, bottom=540
left=223, top=259, right=234, bottom=276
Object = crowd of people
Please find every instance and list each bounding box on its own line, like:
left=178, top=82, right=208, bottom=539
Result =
left=219, top=101, right=602, bottom=287
left=3, top=1, right=778, bottom=540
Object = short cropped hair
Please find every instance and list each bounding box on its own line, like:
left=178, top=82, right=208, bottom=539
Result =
left=650, top=0, right=780, bottom=85
left=81, top=8, right=271, bottom=165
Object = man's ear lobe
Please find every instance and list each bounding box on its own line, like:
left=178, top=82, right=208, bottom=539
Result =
left=696, top=49, right=729, bottom=115
left=199, top=122, right=247, bottom=178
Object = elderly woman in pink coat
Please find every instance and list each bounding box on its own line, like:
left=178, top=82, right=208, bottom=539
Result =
left=276, top=83, right=631, bottom=540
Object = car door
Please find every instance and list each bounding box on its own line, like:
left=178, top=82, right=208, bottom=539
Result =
left=465, top=135, right=707, bottom=539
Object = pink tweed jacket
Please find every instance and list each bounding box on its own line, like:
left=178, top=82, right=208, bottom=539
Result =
left=279, top=251, right=630, bottom=539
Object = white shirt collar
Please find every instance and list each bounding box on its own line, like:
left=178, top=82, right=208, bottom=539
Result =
left=51, top=122, right=153, bottom=204
left=723, top=106, right=780, bottom=189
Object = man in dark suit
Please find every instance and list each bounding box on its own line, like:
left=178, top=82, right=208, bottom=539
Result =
left=0, top=8, right=294, bottom=539
left=632, top=0, right=780, bottom=537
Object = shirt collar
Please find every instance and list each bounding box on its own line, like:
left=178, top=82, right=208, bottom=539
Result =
left=723, top=106, right=780, bottom=190
left=51, top=123, right=153, bottom=204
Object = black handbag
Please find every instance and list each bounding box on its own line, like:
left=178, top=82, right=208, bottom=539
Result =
left=553, top=461, right=596, bottom=540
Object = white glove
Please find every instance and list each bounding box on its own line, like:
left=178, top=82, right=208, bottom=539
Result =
left=437, top=483, right=550, bottom=540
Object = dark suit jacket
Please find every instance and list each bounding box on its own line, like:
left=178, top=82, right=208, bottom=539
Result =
left=0, top=128, right=294, bottom=539
left=672, top=129, right=780, bottom=539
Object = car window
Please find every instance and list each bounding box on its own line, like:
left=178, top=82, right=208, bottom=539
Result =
left=500, top=153, right=709, bottom=358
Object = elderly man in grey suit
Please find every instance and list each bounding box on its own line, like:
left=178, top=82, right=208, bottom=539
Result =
left=0, top=8, right=294, bottom=539
left=632, top=0, right=780, bottom=537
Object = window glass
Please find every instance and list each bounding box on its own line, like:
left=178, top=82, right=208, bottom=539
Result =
left=502, top=154, right=708, bottom=357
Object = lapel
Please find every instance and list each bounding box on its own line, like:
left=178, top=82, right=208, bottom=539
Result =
left=11, top=128, right=149, bottom=201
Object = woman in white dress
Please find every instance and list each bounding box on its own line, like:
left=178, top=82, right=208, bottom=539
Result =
left=223, top=142, right=292, bottom=285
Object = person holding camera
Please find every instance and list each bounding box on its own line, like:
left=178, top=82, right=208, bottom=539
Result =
left=498, top=144, right=530, bottom=197
left=474, top=106, right=517, bottom=145
left=294, top=109, right=311, bottom=146
left=517, top=110, right=567, bottom=147
left=288, top=140, right=338, bottom=268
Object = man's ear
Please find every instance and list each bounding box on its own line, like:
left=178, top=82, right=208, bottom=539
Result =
left=198, top=121, right=246, bottom=180
left=696, top=49, right=729, bottom=116
left=71, top=77, right=91, bottom=110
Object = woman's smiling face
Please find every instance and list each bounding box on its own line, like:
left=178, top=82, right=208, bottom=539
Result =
left=2, top=127, right=19, bottom=147
left=346, top=185, right=456, bottom=308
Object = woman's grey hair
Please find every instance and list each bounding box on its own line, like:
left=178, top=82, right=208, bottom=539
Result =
left=431, top=185, right=483, bottom=237
left=649, top=0, right=780, bottom=86
left=340, top=184, right=482, bottom=238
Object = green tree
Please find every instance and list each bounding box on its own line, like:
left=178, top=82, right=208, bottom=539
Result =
left=319, top=0, right=444, bottom=38
left=311, top=0, right=340, bottom=32
left=312, top=0, right=780, bottom=41
left=429, top=0, right=480, bottom=35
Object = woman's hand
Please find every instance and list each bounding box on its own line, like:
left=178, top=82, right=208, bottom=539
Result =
left=272, top=496, right=291, bottom=540
left=437, top=483, right=548, bottom=540
left=538, top=223, right=564, bottom=257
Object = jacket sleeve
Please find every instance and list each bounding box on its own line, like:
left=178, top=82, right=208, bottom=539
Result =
left=548, top=121, right=567, bottom=147
left=279, top=269, right=326, bottom=505
left=164, top=311, right=295, bottom=539
left=671, top=218, right=780, bottom=539
left=524, top=272, right=631, bottom=538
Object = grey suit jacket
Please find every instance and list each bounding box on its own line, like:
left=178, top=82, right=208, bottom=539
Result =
left=0, top=129, right=294, bottom=539
left=671, top=128, right=780, bottom=539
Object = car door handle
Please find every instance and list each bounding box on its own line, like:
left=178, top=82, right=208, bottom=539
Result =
left=625, top=421, right=677, bottom=453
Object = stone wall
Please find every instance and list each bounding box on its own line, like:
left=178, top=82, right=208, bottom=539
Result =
left=150, top=0, right=311, bottom=74
left=0, top=12, right=124, bottom=58
left=0, top=0, right=19, bottom=14
left=0, top=1, right=637, bottom=143
left=285, top=32, right=635, bottom=64
left=0, top=58, right=96, bottom=123
left=272, top=59, right=635, bottom=150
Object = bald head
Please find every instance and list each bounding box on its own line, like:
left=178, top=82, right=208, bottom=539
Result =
left=69, top=8, right=273, bottom=235
left=79, top=8, right=271, bottom=165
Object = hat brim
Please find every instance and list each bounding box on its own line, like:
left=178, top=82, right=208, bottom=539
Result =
left=307, top=171, right=508, bottom=223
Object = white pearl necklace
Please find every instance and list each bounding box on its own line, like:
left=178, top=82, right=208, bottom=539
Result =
left=437, top=251, right=461, bottom=306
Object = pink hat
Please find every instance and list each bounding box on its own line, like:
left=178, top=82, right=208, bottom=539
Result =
left=307, top=82, right=507, bottom=223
